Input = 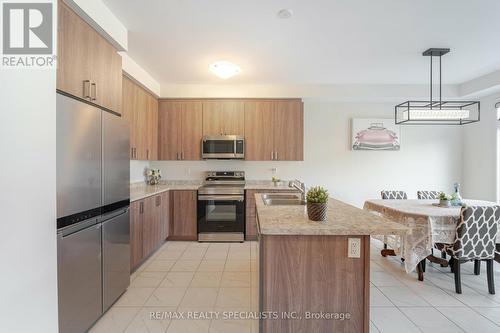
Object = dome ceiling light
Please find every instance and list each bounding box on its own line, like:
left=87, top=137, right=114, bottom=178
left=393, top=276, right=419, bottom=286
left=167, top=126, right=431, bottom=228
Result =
left=209, top=61, right=241, bottom=79
left=277, top=9, right=293, bottom=19
left=395, top=48, right=480, bottom=125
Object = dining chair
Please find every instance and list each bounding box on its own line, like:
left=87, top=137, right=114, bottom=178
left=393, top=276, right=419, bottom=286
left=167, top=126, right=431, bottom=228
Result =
left=417, top=190, right=440, bottom=200
left=496, top=244, right=500, bottom=264
left=380, top=190, right=408, bottom=259
left=434, top=205, right=500, bottom=294
left=417, top=190, right=445, bottom=263
left=381, top=190, right=408, bottom=200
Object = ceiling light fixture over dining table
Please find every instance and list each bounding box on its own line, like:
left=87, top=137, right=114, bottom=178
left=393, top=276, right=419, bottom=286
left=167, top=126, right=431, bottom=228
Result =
left=395, top=48, right=480, bottom=125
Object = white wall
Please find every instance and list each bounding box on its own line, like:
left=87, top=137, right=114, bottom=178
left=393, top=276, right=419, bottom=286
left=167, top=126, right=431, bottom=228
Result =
left=130, top=160, right=150, bottom=183
left=65, top=0, right=127, bottom=50
left=121, top=53, right=161, bottom=97
left=0, top=69, right=58, bottom=330
left=151, top=101, right=463, bottom=207
left=462, top=93, right=500, bottom=201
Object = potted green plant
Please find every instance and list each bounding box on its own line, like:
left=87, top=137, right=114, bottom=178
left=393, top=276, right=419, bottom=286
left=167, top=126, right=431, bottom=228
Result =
left=306, top=186, right=329, bottom=222
left=438, top=192, right=451, bottom=207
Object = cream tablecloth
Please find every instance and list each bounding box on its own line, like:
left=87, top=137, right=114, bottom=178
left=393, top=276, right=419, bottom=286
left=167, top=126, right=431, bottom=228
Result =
left=363, top=199, right=499, bottom=273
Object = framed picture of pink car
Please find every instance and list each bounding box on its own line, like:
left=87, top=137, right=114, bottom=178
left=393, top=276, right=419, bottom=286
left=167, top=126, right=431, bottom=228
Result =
left=351, top=118, right=401, bottom=151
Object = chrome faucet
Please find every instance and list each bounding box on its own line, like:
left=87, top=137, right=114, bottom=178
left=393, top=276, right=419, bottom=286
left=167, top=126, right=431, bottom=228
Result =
left=289, top=179, right=306, bottom=201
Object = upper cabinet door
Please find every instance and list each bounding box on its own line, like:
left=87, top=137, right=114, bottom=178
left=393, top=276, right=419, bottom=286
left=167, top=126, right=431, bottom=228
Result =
left=92, top=33, right=122, bottom=113
left=244, top=101, right=274, bottom=160
left=222, top=100, right=245, bottom=135
left=57, top=1, right=92, bottom=100
left=202, top=101, right=244, bottom=136
left=202, top=101, right=224, bottom=136
left=148, top=95, right=159, bottom=160
left=121, top=76, right=137, bottom=159
left=181, top=101, right=203, bottom=160
left=158, top=101, right=182, bottom=160
left=273, top=100, right=304, bottom=161
left=135, top=87, right=148, bottom=160
left=57, top=1, right=122, bottom=114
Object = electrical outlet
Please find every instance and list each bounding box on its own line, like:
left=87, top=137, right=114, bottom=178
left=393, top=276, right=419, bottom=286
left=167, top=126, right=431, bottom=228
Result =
left=348, top=238, right=361, bottom=258
left=271, top=167, right=277, bottom=174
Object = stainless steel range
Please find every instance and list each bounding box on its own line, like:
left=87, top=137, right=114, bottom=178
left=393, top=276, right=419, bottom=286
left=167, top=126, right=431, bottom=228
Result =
left=197, top=171, right=245, bottom=242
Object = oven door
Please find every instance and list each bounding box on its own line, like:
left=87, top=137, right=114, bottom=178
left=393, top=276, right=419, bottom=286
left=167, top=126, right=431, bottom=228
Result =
left=197, top=195, right=245, bottom=234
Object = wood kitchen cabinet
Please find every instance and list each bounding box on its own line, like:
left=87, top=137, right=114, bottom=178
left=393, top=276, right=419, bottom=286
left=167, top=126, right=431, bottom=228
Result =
left=130, top=200, right=144, bottom=271
left=148, top=96, right=159, bottom=160
left=202, top=100, right=245, bottom=136
left=130, top=194, right=168, bottom=272
left=161, top=191, right=170, bottom=241
left=170, top=190, right=198, bottom=240
left=142, top=195, right=162, bottom=257
left=244, top=99, right=303, bottom=161
left=244, top=101, right=275, bottom=161
left=122, top=75, right=158, bottom=160
left=158, top=101, right=203, bottom=160
left=57, top=1, right=122, bottom=113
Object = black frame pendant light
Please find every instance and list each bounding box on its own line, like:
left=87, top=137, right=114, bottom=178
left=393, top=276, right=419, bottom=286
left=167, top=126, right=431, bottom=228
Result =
left=395, top=48, right=480, bottom=125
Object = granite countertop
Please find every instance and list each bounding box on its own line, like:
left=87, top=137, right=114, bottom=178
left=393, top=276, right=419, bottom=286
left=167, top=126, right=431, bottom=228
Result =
left=255, top=193, right=409, bottom=236
left=244, top=180, right=296, bottom=191
left=130, top=181, right=202, bottom=202
left=130, top=180, right=298, bottom=202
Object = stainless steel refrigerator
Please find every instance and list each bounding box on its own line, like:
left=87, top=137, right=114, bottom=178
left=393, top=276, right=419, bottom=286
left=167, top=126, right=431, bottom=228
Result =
left=56, top=93, right=130, bottom=333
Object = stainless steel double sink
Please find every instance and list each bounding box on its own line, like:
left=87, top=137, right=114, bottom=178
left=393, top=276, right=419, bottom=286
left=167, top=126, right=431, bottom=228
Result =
left=262, top=193, right=306, bottom=206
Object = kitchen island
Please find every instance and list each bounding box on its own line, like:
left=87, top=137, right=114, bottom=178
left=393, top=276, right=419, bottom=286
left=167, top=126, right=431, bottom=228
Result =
left=255, top=194, right=408, bottom=333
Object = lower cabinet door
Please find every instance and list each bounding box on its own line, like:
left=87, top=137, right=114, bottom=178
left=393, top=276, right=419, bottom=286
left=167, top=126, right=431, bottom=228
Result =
left=130, top=200, right=143, bottom=271
left=172, top=190, right=197, bottom=239
left=142, top=195, right=161, bottom=257
left=161, top=191, right=170, bottom=241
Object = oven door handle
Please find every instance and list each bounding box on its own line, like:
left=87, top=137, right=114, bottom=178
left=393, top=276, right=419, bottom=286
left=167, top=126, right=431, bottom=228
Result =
left=198, top=195, right=244, bottom=201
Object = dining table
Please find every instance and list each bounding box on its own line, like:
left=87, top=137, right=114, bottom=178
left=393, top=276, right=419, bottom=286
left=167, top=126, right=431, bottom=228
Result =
left=363, top=199, right=500, bottom=276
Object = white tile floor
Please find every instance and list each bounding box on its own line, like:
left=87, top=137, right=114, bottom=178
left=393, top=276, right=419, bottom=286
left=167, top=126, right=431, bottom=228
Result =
left=89, top=239, right=500, bottom=333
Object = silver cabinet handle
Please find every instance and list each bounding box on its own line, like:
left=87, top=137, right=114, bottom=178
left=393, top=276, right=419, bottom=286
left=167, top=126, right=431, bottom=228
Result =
left=147, top=149, right=149, bottom=160
left=181, top=151, right=184, bottom=160
left=83, top=80, right=91, bottom=99
left=271, top=151, right=274, bottom=160
left=91, top=82, right=96, bottom=101
left=176, top=152, right=179, bottom=160
left=275, top=151, right=278, bottom=160
left=131, top=148, right=134, bottom=159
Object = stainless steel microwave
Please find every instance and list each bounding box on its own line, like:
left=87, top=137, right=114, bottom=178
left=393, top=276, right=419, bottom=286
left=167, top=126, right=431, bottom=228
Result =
left=201, top=135, right=244, bottom=159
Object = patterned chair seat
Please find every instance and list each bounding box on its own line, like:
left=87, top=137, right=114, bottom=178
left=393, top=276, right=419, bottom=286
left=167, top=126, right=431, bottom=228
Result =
left=417, top=190, right=441, bottom=200
left=381, top=190, right=408, bottom=200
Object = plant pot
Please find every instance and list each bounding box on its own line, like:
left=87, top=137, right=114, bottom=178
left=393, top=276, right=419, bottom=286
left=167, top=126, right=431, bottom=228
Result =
left=307, top=202, right=328, bottom=222
left=439, top=199, right=451, bottom=207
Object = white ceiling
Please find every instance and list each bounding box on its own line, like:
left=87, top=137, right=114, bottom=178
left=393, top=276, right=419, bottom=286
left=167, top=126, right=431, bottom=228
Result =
left=103, top=0, right=500, bottom=86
